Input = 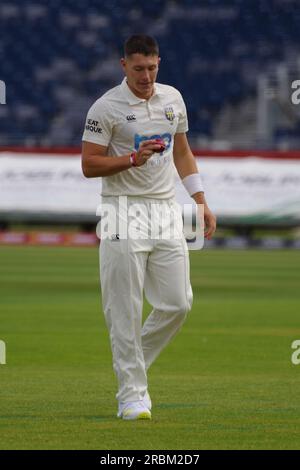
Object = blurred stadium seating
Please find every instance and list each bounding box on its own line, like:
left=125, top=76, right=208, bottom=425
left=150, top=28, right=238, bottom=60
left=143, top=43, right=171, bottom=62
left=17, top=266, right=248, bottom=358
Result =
left=0, top=0, right=300, bottom=149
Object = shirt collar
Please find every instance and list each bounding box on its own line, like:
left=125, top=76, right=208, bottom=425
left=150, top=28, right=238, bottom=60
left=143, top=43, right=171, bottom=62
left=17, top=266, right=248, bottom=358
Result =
left=120, top=77, right=163, bottom=105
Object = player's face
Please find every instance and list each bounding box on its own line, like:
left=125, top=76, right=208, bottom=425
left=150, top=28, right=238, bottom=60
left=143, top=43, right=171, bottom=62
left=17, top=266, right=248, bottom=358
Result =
left=121, top=53, right=160, bottom=99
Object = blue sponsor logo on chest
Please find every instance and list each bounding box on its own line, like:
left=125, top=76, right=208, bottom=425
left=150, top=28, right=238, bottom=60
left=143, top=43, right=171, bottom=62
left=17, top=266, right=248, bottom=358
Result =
left=134, top=133, right=172, bottom=152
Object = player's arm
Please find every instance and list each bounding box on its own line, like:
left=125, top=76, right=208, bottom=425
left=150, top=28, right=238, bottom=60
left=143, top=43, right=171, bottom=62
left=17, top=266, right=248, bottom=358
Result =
left=81, top=140, right=162, bottom=178
left=82, top=141, right=131, bottom=177
left=173, top=132, right=217, bottom=239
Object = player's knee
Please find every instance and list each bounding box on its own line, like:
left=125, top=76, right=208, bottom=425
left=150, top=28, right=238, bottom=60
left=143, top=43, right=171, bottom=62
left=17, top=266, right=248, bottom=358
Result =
left=175, top=292, right=193, bottom=319
left=182, top=289, right=193, bottom=314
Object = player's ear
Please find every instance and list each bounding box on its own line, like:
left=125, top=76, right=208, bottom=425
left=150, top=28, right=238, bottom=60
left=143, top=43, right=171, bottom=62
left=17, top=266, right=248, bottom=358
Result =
left=120, top=58, right=126, bottom=70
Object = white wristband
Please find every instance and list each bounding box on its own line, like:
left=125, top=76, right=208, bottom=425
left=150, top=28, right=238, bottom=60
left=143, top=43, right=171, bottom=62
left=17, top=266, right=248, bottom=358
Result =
left=182, top=173, right=204, bottom=196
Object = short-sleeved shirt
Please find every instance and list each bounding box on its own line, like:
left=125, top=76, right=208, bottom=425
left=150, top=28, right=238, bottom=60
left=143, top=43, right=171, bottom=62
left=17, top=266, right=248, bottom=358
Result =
left=82, top=77, right=188, bottom=199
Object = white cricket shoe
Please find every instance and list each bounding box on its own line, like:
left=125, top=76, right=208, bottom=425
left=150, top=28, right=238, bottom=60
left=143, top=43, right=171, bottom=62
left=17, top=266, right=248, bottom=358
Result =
left=117, top=400, right=151, bottom=420
left=143, top=390, right=152, bottom=411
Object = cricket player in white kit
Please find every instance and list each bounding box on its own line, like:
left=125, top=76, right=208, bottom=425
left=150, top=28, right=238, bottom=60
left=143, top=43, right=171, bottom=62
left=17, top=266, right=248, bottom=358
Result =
left=82, top=35, right=216, bottom=420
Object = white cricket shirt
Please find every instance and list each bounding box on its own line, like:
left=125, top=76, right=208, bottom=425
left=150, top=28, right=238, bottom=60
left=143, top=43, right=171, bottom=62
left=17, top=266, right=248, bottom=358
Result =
left=82, top=77, right=188, bottom=199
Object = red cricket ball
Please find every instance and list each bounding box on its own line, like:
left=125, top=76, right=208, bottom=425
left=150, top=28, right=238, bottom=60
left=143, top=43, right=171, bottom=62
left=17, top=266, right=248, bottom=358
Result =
left=153, top=138, right=166, bottom=153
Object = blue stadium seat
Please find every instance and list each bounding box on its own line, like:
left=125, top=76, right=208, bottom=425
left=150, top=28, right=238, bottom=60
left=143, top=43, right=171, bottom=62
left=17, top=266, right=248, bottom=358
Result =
left=0, top=0, right=299, bottom=145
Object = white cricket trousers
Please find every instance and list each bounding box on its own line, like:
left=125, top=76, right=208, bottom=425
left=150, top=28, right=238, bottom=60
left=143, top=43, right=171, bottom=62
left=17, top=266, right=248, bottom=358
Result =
left=99, top=196, right=193, bottom=403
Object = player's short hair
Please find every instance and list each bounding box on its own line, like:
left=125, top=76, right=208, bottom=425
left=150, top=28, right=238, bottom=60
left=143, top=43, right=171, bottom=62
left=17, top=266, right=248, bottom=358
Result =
left=124, top=35, right=159, bottom=57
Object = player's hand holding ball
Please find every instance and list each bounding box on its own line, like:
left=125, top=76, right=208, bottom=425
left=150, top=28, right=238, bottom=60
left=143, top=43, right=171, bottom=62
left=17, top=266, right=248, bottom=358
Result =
left=131, top=139, right=166, bottom=167
left=152, top=138, right=166, bottom=153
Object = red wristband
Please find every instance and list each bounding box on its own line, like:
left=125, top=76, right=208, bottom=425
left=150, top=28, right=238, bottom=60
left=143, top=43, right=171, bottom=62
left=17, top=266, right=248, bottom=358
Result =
left=130, top=151, right=138, bottom=167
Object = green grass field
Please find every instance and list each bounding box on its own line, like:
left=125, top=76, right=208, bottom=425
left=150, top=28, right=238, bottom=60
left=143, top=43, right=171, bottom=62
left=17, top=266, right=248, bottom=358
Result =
left=1, top=245, right=300, bottom=450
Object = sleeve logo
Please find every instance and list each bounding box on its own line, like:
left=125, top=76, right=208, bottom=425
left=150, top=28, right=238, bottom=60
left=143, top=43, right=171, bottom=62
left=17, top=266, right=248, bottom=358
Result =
left=85, top=119, right=103, bottom=134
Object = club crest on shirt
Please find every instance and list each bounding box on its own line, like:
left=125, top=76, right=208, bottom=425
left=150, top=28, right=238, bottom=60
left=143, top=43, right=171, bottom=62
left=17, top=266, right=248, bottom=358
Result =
left=164, top=106, right=175, bottom=123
